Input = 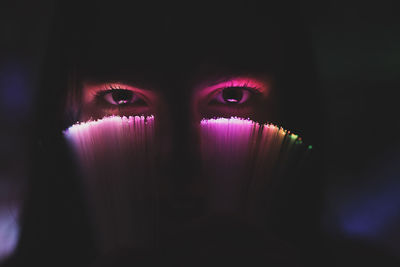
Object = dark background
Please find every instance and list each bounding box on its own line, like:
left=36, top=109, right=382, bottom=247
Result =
left=0, top=0, right=399, bottom=265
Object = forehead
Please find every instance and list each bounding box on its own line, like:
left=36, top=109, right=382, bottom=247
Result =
left=65, top=2, right=286, bottom=88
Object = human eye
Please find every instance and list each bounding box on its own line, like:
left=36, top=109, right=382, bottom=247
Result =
left=195, top=77, right=269, bottom=119
left=80, top=82, right=155, bottom=120
left=95, top=86, right=146, bottom=107
left=209, top=86, right=259, bottom=105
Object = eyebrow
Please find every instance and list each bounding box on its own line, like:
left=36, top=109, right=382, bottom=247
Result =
left=204, top=76, right=239, bottom=87
left=83, top=72, right=269, bottom=94
left=82, top=76, right=159, bottom=92
left=195, top=76, right=269, bottom=94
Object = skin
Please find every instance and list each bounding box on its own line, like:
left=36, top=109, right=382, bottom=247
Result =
left=78, top=74, right=275, bottom=125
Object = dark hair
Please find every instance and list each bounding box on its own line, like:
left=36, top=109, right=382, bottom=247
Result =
left=4, top=1, right=325, bottom=266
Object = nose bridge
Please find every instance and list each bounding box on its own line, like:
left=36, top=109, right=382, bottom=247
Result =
left=156, top=81, right=205, bottom=219
left=167, top=81, right=201, bottom=181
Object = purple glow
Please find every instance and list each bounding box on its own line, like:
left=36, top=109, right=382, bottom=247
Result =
left=0, top=62, right=31, bottom=116
left=327, top=152, right=400, bottom=241
left=0, top=205, right=19, bottom=262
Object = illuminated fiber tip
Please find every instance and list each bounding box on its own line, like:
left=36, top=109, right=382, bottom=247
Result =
left=200, top=117, right=305, bottom=136
left=200, top=116, right=254, bottom=127
left=63, top=115, right=154, bottom=135
left=199, top=117, right=307, bottom=142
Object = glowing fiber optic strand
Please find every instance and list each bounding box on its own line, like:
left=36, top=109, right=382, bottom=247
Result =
left=64, top=115, right=158, bottom=253
left=199, top=117, right=311, bottom=220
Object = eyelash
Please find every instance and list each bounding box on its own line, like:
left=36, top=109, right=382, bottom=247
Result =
left=94, top=85, right=125, bottom=96
left=220, top=85, right=261, bottom=95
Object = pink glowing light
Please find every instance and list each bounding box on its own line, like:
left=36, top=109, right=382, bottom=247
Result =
left=64, top=115, right=154, bottom=137
left=62, top=115, right=311, bottom=247
left=0, top=205, right=19, bottom=262
left=199, top=117, right=308, bottom=215
left=63, top=115, right=157, bottom=253
left=199, top=117, right=292, bottom=139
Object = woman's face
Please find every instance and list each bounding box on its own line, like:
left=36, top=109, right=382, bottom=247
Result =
left=59, top=2, right=313, bottom=261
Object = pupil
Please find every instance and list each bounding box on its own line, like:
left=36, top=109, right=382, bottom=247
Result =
left=222, top=87, right=243, bottom=103
left=112, top=90, right=133, bottom=105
